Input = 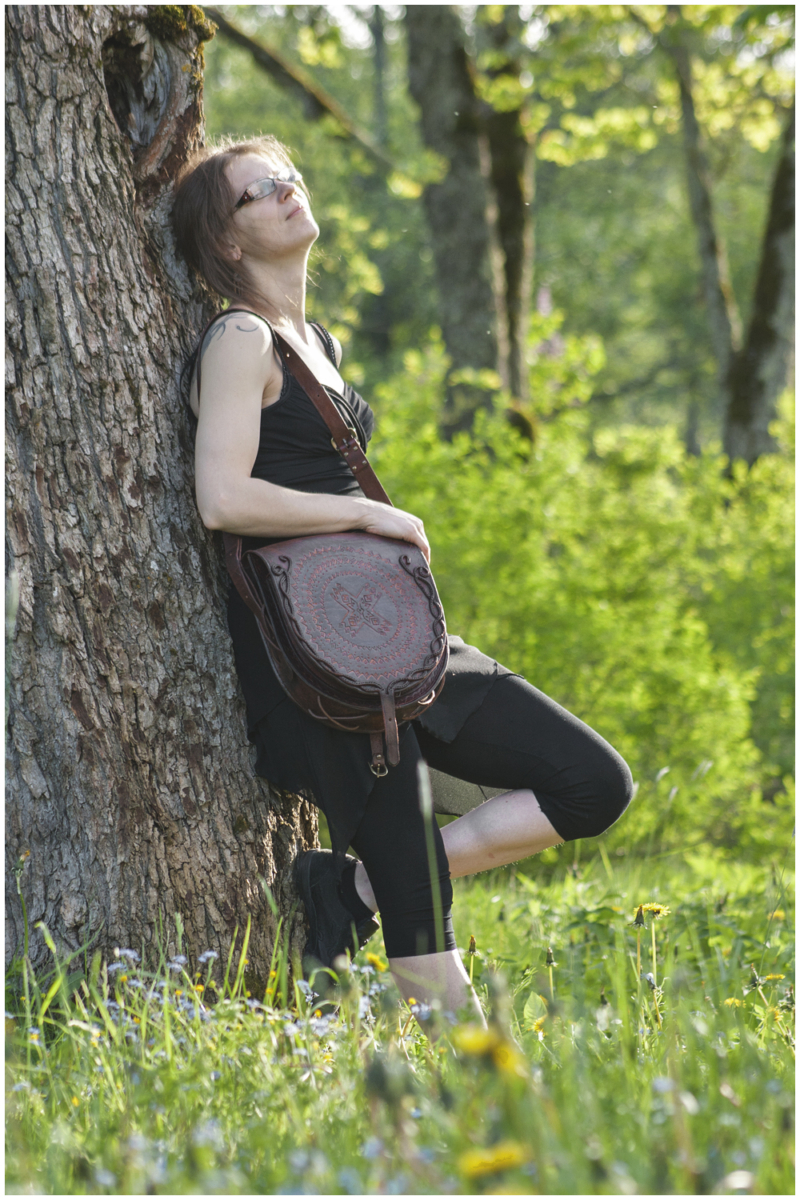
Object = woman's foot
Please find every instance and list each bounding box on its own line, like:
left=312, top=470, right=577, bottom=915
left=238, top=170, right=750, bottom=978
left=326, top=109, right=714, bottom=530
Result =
left=295, top=850, right=380, bottom=975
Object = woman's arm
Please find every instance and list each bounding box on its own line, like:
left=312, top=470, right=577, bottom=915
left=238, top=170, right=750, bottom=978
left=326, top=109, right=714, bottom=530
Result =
left=193, top=320, right=430, bottom=560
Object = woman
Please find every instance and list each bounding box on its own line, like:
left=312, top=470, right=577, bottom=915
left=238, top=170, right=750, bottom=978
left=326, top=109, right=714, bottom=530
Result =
left=172, top=136, right=633, bottom=1022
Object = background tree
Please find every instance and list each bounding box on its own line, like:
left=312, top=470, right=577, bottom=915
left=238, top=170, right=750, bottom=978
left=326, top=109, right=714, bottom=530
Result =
left=203, top=4, right=792, bottom=456
left=6, top=4, right=317, bottom=978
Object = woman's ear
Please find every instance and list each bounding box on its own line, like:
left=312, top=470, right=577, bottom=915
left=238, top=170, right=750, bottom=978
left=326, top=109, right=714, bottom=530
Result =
left=222, top=241, right=242, bottom=263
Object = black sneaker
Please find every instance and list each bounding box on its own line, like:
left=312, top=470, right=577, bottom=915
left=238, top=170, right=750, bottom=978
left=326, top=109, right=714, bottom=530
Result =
left=295, top=850, right=380, bottom=974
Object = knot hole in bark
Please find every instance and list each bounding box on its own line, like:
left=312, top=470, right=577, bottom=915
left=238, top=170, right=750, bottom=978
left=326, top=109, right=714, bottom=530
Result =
left=103, top=22, right=171, bottom=150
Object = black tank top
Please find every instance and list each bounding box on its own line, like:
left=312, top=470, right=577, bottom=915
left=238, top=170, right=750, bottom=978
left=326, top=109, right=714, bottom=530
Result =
left=250, top=333, right=374, bottom=497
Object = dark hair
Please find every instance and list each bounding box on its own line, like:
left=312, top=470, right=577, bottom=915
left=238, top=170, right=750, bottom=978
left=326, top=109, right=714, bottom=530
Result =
left=171, top=135, right=297, bottom=316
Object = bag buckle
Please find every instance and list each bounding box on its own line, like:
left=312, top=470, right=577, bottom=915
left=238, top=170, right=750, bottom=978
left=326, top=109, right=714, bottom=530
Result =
left=331, top=426, right=358, bottom=452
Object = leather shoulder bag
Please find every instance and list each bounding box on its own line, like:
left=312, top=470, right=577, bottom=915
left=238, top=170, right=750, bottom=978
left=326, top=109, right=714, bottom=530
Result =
left=193, top=311, right=449, bottom=777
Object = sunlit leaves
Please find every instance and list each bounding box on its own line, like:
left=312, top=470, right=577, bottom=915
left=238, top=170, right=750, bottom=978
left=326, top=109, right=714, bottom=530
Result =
left=539, top=107, right=659, bottom=165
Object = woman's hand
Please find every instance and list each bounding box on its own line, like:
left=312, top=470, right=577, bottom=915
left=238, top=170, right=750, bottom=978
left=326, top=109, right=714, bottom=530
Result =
left=359, top=501, right=431, bottom=564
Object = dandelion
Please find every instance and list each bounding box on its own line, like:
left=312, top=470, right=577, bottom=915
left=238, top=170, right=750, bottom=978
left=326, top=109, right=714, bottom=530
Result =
left=724, top=998, right=743, bottom=1008
left=365, top=952, right=387, bottom=972
left=468, top=934, right=477, bottom=985
left=545, top=946, right=556, bottom=1000
left=452, top=1025, right=500, bottom=1055
left=118, top=975, right=128, bottom=985
left=532, top=1016, right=546, bottom=1039
left=637, top=903, right=670, bottom=991
left=764, top=974, right=785, bottom=982
left=632, top=905, right=645, bottom=978
left=71, top=1096, right=80, bottom=1107
left=769, top=910, right=785, bottom=921
left=491, top=1041, right=527, bottom=1080
left=458, top=1141, right=528, bottom=1179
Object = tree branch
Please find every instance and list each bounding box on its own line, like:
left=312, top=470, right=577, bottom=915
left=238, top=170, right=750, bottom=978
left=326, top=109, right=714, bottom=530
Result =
left=204, top=7, right=395, bottom=173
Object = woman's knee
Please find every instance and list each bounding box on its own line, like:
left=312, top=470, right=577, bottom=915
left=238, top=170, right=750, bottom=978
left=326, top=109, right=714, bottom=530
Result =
left=540, top=745, right=634, bottom=842
left=577, top=748, right=634, bottom=839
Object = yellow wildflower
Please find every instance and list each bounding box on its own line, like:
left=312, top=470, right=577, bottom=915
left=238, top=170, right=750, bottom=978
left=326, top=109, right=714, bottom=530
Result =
left=459, top=1141, right=528, bottom=1179
left=451, top=1024, right=500, bottom=1055
left=365, top=952, right=387, bottom=972
left=532, top=1016, right=546, bottom=1037
left=175, top=990, right=183, bottom=997
left=769, top=910, right=785, bottom=921
left=632, top=904, right=645, bottom=926
left=71, top=1096, right=79, bottom=1107
left=118, top=975, right=128, bottom=985
left=724, top=998, right=743, bottom=1008
left=764, top=974, right=785, bottom=982
left=642, top=903, right=671, bottom=919
left=492, top=1041, right=526, bottom=1077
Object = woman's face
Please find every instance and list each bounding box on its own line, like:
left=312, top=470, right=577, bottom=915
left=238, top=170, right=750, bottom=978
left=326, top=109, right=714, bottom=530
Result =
left=225, top=153, right=319, bottom=263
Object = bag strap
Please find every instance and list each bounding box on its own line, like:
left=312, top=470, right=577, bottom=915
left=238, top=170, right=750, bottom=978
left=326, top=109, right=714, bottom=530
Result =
left=269, top=328, right=392, bottom=507
left=191, top=309, right=393, bottom=609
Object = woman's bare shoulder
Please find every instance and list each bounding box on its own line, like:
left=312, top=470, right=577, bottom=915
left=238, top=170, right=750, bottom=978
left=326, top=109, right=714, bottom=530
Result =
left=191, top=310, right=279, bottom=416
left=199, top=309, right=274, bottom=365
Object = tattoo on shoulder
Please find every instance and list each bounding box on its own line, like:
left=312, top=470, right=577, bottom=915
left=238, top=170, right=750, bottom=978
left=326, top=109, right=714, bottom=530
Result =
left=199, top=312, right=267, bottom=366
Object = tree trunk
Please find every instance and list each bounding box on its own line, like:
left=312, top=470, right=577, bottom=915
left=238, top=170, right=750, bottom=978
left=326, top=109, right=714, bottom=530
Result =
left=724, top=108, right=795, bottom=465
left=405, top=5, right=500, bottom=432
left=480, top=8, right=534, bottom=405
left=5, top=4, right=317, bottom=983
left=664, top=7, right=742, bottom=418
left=369, top=5, right=389, bottom=148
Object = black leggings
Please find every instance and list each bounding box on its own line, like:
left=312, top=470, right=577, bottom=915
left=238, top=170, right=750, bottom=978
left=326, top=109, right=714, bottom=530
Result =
left=349, top=673, right=633, bottom=959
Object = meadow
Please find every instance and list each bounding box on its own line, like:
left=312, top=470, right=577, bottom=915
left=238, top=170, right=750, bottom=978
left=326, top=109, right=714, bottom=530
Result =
left=6, top=842, right=794, bottom=1195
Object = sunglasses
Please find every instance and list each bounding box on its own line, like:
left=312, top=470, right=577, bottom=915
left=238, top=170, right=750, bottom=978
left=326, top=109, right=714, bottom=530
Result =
left=233, top=168, right=303, bottom=212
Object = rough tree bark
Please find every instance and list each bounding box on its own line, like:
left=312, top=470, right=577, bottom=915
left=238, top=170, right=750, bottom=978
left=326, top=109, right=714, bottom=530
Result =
left=405, top=5, right=501, bottom=432
left=5, top=4, right=317, bottom=982
left=724, top=108, right=795, bottom=465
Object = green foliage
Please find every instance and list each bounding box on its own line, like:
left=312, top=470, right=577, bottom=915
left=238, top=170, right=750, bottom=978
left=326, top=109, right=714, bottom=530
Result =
left=369, top=335, right=793, bottom=854
left=6, top=855, right=794, bottom=1193
left=202, top=5, right=792, bottom=443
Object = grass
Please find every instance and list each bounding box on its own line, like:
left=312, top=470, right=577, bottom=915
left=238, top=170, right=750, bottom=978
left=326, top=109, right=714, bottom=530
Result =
left=5, top=845, right=794, bottom=1195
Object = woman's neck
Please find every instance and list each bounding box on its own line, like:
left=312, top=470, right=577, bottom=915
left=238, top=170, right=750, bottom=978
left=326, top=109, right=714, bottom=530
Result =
left=239, top=253, right=311, bottom=341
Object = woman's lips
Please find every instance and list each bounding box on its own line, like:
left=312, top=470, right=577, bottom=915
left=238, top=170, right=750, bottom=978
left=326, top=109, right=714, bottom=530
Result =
left=287, top=204, right=304, bottom=219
